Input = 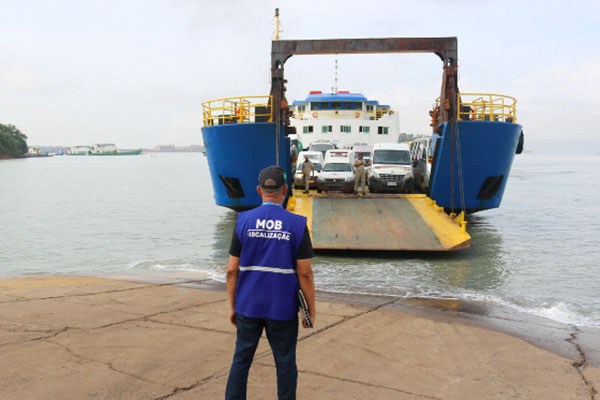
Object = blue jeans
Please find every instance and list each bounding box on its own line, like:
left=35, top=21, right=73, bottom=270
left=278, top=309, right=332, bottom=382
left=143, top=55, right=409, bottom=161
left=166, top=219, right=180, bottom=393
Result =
left=225, top=314, right=299, bottom=400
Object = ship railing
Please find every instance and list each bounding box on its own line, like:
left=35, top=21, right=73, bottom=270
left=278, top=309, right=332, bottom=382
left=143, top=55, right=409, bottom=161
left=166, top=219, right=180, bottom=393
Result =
left=456, top=93, right=517, bottom=123
left=202, top=95, right=273, bottom=126
left=374, top=108, right=394, bottom=119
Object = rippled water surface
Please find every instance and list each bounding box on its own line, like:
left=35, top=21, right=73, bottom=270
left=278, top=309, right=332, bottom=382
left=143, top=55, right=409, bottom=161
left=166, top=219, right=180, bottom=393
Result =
left=1, top=152, right=599, bottom=327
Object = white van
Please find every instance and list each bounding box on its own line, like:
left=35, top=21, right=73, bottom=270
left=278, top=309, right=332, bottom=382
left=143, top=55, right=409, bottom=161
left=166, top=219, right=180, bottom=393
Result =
left=369, top=142, right=414, bottom=193
left=308, top=140, right=337, bottom=157
left=409, top=137, right=433, bottom=193
left=294, top=151, right=323, bottom=189
left=316, top=162, right=355, bottom=193
left=324, top=149, right=353, bottom=164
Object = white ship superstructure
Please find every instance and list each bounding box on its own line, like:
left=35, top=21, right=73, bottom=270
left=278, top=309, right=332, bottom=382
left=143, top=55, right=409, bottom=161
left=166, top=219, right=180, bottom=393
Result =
left=289, top=91, right=399, bottom=149
left=67, top=145, right=92, bottom=155
left=90, top=143, right=118, bottom=154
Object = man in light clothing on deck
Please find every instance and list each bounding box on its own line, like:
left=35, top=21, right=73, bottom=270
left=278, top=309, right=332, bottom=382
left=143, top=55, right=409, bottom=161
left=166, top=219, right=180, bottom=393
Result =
left=353, top=153, right=367, bottom=195
left=301, top=155, right=314, bottom=194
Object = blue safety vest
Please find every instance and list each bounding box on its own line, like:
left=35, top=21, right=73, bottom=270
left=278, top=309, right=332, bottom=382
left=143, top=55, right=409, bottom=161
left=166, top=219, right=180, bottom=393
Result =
left=234, top=203, right=307, bottom=320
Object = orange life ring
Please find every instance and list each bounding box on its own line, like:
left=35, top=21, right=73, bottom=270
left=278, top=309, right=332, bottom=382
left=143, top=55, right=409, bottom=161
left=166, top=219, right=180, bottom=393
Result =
left=355, top=112, right=361, bottom=118
left=312, top=112, right=318, bottom=118
left=236, top=106, right=246, bottom=122
left=469, top=107, right=476, bottom=121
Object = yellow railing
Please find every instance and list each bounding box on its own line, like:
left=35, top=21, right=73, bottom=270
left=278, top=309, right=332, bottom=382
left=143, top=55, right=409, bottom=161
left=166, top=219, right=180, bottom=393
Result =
left=375, top=108, right=394, bottom=119
left=201, top=95, right=273, bottom=127
left=457, top=93, right=517, bottom=123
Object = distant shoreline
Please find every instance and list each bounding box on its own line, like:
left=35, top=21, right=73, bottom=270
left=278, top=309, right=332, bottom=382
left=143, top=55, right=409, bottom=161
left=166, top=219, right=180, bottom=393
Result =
left=142, top=148, right=204, bottom=153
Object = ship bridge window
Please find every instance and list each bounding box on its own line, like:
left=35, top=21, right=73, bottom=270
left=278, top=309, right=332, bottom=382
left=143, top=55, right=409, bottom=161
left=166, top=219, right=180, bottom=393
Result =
left=340, top=125, right=351, bottom=133
left=366, top=105, right=374, bottom=113
left=311, top=101, right=363, bottom=110
left=297, top=105, right=306, bottom=113
left=321, top=125, right=333, bottom=133
left=344, top=102, right=361, bottom=110
left=377, top=126, right=389, bottom=135
left=359, top=126, right=370, bottom=134
left=303, top=126, right=314, bottom=134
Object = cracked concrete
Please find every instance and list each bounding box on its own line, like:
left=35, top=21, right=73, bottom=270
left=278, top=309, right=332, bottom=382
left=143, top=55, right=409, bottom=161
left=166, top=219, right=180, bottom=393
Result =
left=0, top=275, right=598, bottom=399
left=567, top=330, right=598, bottom=400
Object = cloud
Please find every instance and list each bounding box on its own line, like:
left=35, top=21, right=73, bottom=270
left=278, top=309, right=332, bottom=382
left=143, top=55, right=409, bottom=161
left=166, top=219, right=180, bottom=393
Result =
left=510, top=56, right=600, bottom=144
left=0, top=67, right=49, bottom=94
left=1, top=1, right=599, bottom=151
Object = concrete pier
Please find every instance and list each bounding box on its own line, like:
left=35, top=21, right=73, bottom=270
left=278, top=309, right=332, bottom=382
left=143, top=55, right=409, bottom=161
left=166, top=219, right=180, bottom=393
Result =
left=0, top=275, right=598, bottom=399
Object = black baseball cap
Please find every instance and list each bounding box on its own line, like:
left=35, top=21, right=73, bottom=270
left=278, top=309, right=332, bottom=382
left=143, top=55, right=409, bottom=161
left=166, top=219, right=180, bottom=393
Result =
left=258, top=165, right=286, bottom=190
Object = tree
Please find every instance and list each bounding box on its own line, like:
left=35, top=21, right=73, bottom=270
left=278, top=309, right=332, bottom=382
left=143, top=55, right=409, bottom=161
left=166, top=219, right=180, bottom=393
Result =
left=398, top=132, right=429, bottom=143
left=0, top=124, right=28, bottom=157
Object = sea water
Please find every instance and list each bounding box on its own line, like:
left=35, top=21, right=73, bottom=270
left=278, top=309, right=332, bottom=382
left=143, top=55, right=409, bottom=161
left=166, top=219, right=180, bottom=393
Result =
left=1, top=152, right=599, bottom=328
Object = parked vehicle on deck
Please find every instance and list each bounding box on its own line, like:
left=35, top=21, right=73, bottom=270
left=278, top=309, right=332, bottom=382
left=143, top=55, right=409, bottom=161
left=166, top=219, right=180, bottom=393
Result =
left=317, top=162, right=355, bottom=193
left=308, top=140, right=337, bottom=157
left=410, top=137, right=433, bottom=193
left=324, top=149, right=353, bottom=164
left=369, top=142, right=414, bottom=193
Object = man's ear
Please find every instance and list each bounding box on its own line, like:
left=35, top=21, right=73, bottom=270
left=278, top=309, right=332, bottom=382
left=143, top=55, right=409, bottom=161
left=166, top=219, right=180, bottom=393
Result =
left=257, top=186, right=262, bottom=197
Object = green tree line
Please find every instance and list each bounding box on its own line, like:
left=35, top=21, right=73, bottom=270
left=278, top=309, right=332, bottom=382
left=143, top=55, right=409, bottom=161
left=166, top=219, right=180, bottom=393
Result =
left=398, top=132, right=429, bottom=143
left=0, top=124, right=28, bottom=157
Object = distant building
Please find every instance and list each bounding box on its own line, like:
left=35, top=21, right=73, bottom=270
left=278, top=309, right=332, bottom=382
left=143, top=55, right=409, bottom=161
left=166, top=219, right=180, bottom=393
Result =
left=151, top=144, right=204, bottom=152
left=155, top=145, right=177, bottom=152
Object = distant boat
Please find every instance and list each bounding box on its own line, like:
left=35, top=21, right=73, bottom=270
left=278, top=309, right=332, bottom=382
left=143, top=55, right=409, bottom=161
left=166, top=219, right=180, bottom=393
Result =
left=67, top=145, right=92, bottom=155
left=24, top=146, right=52, bottom=158
left=68, top=144, right=142, bottom=156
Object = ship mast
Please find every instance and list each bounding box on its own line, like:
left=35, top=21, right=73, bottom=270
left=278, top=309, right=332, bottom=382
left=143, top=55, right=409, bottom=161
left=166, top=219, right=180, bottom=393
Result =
left=332, top=59, right=338, bottom=93
left=273, top=8, right=281, bottom=41
left=272, top=8, right=283, bottom=165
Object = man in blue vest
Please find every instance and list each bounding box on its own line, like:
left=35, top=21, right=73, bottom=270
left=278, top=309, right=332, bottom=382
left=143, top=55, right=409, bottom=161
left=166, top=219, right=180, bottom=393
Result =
left=225, top=165, right=316, bottom=400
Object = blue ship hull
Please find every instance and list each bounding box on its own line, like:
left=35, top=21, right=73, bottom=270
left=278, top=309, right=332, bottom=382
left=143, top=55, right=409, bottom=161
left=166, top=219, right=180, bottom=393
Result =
left=202, top=120, right=521, bottom=214
left=201, top=122, right=291, bottom=211
left=430, top=120, right=523, bottom=213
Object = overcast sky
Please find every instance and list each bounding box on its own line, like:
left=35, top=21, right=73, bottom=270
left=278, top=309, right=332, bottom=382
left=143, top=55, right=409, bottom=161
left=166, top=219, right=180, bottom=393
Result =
left=1, top=0, right=598, bottom=152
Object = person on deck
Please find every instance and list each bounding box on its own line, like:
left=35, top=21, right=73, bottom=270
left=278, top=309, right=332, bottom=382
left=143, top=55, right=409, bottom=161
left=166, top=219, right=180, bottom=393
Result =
left=301, top=155, right=314, bottom=194
left=353, top=153, right=367, bottom=195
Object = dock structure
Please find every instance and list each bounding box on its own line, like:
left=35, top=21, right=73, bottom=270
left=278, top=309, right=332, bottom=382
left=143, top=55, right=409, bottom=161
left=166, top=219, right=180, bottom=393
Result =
left=288, top=193, right=470, bottom=251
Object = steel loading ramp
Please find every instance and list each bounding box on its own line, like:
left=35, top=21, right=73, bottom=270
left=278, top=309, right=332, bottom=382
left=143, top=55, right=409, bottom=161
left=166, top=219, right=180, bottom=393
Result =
left=288, top=193, right=470, bottom=251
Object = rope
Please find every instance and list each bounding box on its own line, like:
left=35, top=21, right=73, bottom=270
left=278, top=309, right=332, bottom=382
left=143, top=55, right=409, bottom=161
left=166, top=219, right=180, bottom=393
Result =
left=455, top=122, right=466, bottom=214
left=449, top=77, right=466, bottom=215
left=450, top=120, right=455, bottom=212
left=452, top=90, right=466, bottom=214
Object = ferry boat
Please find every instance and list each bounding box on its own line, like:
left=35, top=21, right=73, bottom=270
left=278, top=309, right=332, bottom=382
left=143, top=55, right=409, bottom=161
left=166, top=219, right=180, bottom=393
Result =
left=67, top=145, right=92, bottom=155
left=23, top=147, right=52, bottom=158
left=200, top=27, right=523, bottom=251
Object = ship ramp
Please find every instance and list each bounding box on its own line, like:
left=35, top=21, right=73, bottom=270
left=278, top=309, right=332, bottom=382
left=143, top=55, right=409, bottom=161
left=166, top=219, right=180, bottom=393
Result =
left=287, top=193, right=470, bottom=251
